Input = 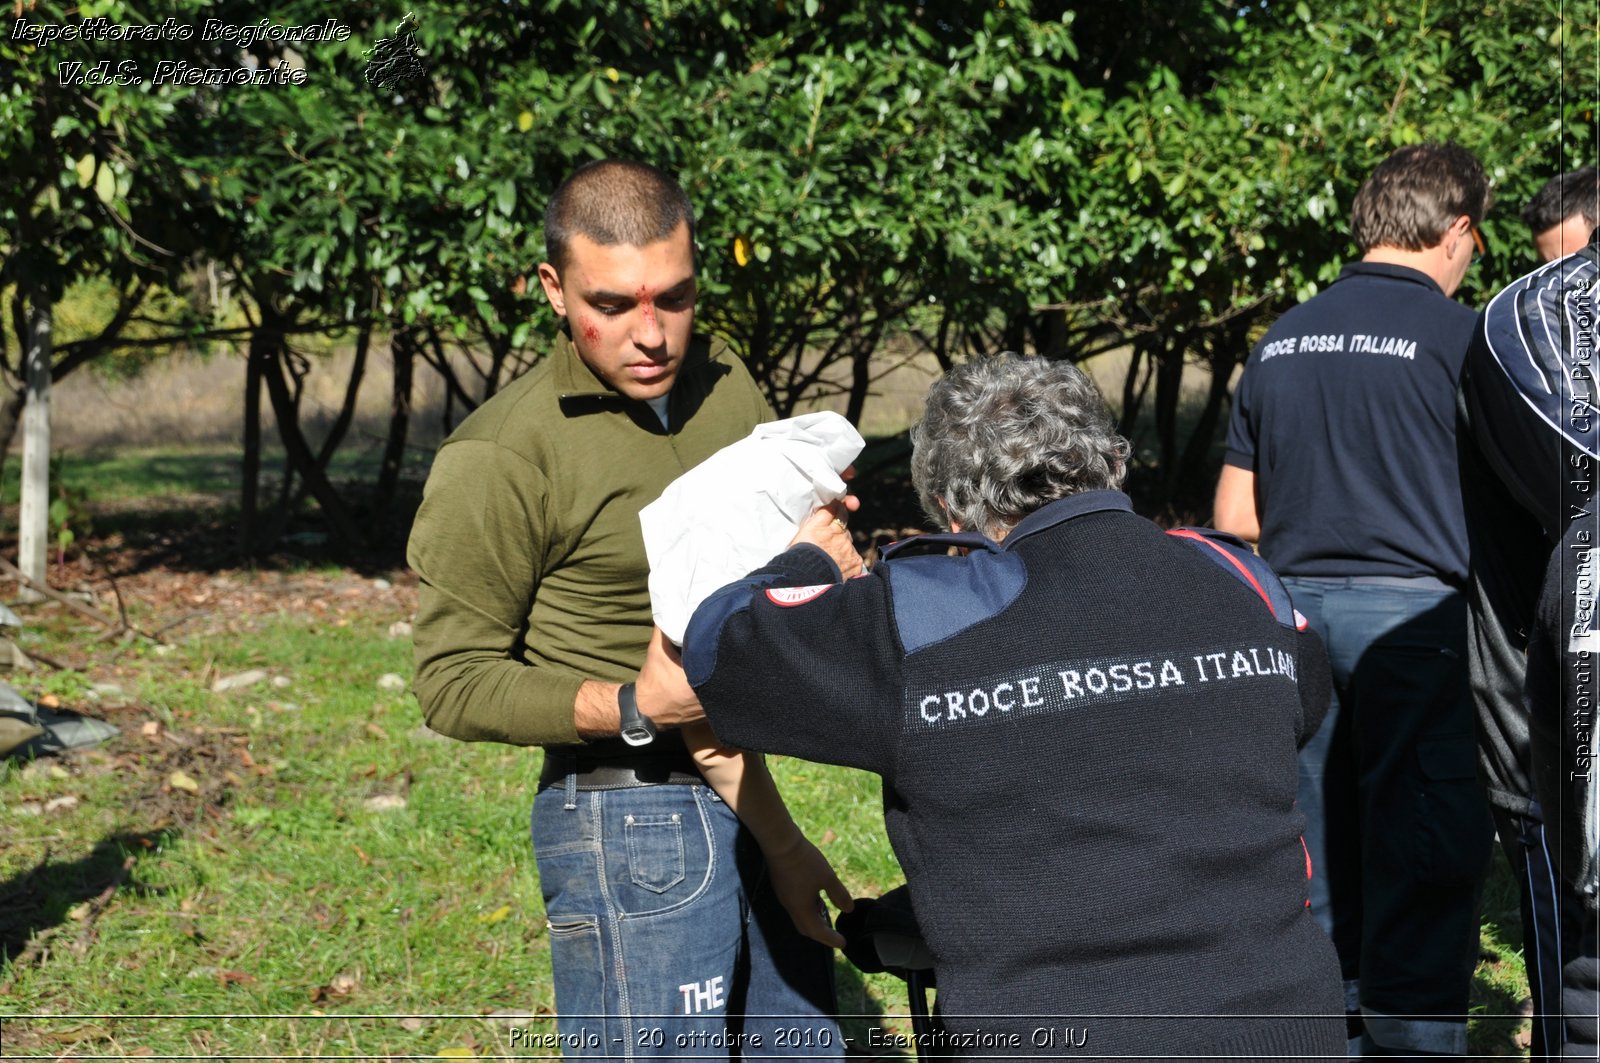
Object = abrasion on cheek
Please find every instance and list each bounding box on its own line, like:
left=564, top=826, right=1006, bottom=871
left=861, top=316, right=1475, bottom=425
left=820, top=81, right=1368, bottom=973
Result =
left=579, top=317, right=601, bottom=344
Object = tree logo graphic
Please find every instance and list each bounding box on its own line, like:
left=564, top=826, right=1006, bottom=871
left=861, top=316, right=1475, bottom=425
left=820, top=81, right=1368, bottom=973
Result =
left=363, top=12, right=426, bottom=90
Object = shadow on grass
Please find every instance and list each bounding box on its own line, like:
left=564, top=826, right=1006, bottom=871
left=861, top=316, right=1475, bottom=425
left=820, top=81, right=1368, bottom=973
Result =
left=0, top=451, right=241, bottom=508
left=0, top=827, right=177, bottom=966
left=835, top=961, right=909, bottom=1060
left=25, top=423, right=1223, bottom=580
left=4, top=446, right=430, bottom=578
left=51, top=479, right=426, bottom=579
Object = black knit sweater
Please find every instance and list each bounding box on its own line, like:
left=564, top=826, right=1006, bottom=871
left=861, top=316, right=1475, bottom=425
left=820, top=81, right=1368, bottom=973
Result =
left=686, top=492, right=1344, bottom=1060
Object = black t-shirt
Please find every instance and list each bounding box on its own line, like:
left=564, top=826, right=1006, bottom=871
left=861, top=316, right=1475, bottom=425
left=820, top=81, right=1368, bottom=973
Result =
left=1226, top=262, right=1477, bottom=582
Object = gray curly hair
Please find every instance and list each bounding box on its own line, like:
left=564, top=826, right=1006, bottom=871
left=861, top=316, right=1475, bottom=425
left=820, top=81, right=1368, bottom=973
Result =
left=910, top=353, right=1130, bottom=538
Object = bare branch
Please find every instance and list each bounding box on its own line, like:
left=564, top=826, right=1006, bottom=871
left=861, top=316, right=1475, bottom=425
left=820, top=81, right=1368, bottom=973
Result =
left=0, top=556, right=122, bottom=631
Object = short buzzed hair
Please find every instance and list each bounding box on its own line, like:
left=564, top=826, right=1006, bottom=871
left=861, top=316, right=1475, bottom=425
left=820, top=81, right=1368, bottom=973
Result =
left=543, top=160, right=696, bottom=275
left=1349, top=143, right=1491, bottom=253
left=1522, top=165, right=1600, bottom=233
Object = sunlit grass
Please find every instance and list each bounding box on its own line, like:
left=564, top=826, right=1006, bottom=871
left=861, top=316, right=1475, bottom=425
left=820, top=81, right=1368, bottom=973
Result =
left=0, top=598, right=904, bottom=1057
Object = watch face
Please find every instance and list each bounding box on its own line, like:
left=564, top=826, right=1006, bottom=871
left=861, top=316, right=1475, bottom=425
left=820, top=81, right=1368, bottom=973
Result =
left=621, top=725, right=655, bottom=747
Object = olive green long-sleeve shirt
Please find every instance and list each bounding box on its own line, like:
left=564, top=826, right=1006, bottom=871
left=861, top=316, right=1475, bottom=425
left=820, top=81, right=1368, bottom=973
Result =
left=407, top=331, right=771, bottom=746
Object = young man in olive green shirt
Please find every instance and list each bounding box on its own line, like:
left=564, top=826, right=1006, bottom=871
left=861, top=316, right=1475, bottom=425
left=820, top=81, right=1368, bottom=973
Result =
left=408, top=160, right=845, bottom=1057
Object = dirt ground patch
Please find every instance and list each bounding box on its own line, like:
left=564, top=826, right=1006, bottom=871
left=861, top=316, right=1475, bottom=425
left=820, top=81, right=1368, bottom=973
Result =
left=14, top=532, right=417, bottom=659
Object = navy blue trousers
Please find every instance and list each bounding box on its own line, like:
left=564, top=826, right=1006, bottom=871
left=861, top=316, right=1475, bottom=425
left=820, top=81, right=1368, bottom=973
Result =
left=1285, top=578, right=1495, bottom=1057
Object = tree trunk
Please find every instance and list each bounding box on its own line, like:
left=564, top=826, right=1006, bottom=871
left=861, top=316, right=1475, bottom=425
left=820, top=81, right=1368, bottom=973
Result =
left=929, top=302, right=956, bottom=373
left=844, top=337, right=874, bottom=427
left=1038, top=309, right=1069, bottom=361
left=1001, top=311, right=1028, bottom=355
left=371, top=329, right=415, bottom=531
left=1116, top=344, right=1146, bottom=439
left=1173, top=354, right=1233, bottom=515
left=1151, top=335, right=1185, bottom=501
left=18, top=293, right=51, bottom=599
left=256, top=318, right=366, bottom=553
left=0, top=280, right=158, bottom=484
left=240, top=336, right=263, bottom=557
left=1173, top=327, right=1249, bottom=514
left=319, top=322, right=371, bottom=468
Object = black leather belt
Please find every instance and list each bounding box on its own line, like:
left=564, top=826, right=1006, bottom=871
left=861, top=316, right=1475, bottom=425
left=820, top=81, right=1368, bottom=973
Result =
left=538, top=749, right=703, bottom=791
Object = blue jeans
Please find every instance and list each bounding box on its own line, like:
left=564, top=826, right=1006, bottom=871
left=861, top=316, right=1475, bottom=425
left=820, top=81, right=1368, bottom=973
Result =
left=1283, top=578, right=1493, bottom=1057
left=532, top=781, right=843, bottom=1060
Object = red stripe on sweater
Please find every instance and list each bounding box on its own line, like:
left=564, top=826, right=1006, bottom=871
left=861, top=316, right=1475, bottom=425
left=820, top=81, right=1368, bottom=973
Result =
left=1167, top=530, right=1278, bottom=621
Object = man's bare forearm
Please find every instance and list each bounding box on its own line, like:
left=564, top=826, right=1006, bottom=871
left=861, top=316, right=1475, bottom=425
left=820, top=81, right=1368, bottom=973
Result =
left=573, top=679, right=624, bottom=739
left=684, top=721, right=802, bottom=850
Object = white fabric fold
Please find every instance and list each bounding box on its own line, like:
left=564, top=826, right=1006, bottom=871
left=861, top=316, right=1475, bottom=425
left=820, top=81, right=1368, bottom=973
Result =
left=641, top=411, right=865, bottom=644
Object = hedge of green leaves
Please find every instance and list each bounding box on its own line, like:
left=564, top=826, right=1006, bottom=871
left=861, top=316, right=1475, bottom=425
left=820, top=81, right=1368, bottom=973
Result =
left=2, top=0, right=1593, bottom=533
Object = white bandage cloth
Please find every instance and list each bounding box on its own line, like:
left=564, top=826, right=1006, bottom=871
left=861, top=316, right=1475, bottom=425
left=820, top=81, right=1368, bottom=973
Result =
left=641, top=411, right=865, bottom=645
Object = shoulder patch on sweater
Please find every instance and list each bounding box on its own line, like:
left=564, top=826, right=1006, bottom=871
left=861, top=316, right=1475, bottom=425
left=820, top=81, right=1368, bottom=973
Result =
left=886, top=550, right=1028, bottom=655
left=765, top=584, right=832, bottom=606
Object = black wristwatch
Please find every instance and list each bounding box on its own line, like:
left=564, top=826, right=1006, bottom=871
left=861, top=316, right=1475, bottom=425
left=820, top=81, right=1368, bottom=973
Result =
left=617, top=682, right=657, bottom=747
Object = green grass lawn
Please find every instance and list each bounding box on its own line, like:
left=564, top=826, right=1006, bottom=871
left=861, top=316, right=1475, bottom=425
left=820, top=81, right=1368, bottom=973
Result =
left=0, top=590, right=916, bottom=1058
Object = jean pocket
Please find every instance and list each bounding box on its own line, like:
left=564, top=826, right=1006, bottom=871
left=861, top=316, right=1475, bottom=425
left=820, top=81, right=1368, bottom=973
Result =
left=625, top=812, right=686, bottom=893
left=547, top=914, right=598, bottom=936
left=542, top=917, right=606, bottom=1033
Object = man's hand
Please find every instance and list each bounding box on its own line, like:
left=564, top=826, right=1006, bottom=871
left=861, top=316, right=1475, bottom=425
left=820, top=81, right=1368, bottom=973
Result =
left=789, top=494, right=864, bottom=579
left=635, top=625, right=704, bottom=728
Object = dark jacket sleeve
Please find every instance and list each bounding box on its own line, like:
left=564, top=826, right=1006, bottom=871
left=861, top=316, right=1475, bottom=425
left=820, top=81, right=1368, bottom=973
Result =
left=683, top=546, right=906, bottom=776
left=1528, top=536, right=1599, bottom=913
left=1294, top=627, right=1333, bottom=748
